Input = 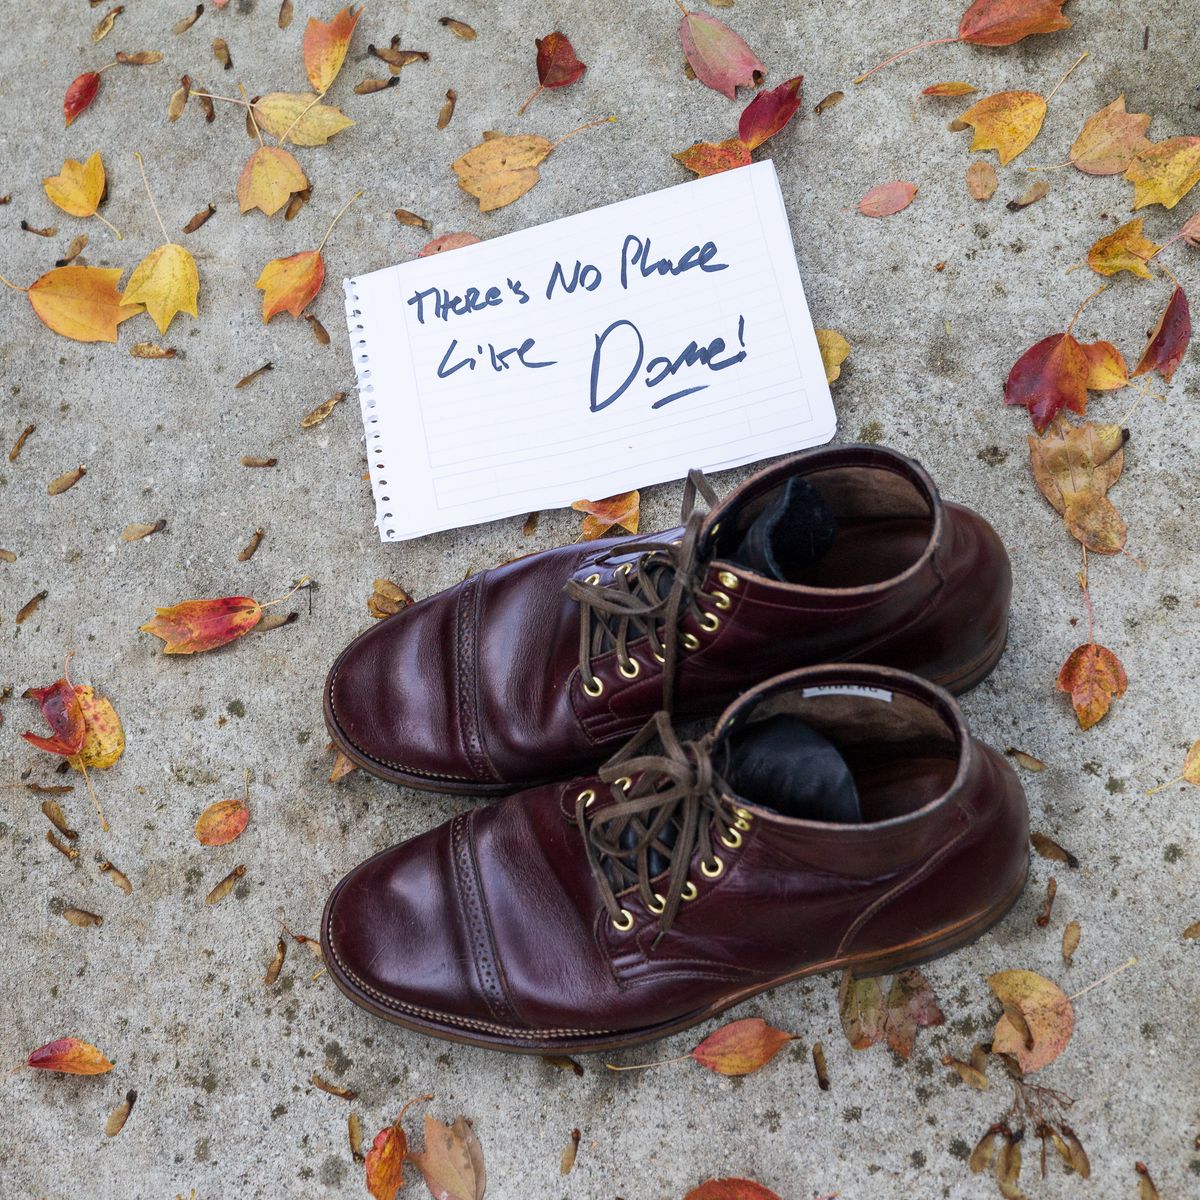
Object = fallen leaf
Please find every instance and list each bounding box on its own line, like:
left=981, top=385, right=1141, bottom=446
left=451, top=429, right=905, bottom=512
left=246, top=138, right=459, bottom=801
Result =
left=28, top=1038, right=114, bottom=1075
left=738, top=75, right=803, bottom=150
left=353, top=76, right=399, bottom=94
left=560, top=1127, right=581, bottom=1175
left=122, top=243, right=200, bottom=334
left=691, top=1017, right=794, bottom=1076
left=1070, top=96, right=1152, bottom=175
left=967, top=160, right=998, bottom=200
left=883, top=969, right=945, bottom=1057
left=183, top=203, right=215, bottom=233
left=212, top=36, right=232, bottom=70
left=859, top=180, right=917, bottom=217
left=970, top=1125, right=1003, bottom=1174
left=205, top=864, right=246, bottom=905
left=48, top=465, right=87, bottom=494
left=72, top=685, right=124, bottom=770
left=943, top=1054, right=989, bottom=1088
left=368, top=578, right=415, bottom=619
left=15, top=590, right=48, bottom=622
left=366, top=1118, right=409, bottom=1200
left=168, top=75, right=190, bottom=121
left=174, top=3, right=203, bottom=34
left=99, top=860, right=132, bottom=893
left=43, top=152, right=117, bottom=236
left=1035, top=875, right=1057, bottom=927
left=1086, top=218, right=1159, bottom=278
left=440, top=17, right=477, bottom=40
left=22, top=220, right=57, bottom=237
left=1007, top=178, right=1049, bottom=210
left=64, top=72, right=102, bottom=126
left=674, top=137, right=752, bottom=178
left=1126, top=137, right=1200, bottom=210
left=438, top=88, right=457, bottom=127
left=683, top=1180, right=783, bottom=1200
left=106, top=1089, right=137, bottom=1137
left=265, top=938, right=287, bottom=984
left=1057, top=642, right=1127, bottom=729
left=958, top=0, right=1071, bottom=45
left=989, top=969, right=1074, bottom=1073
left=1004, top=331, right=1090, bottom=433
left=10, top=423, right=35, bottom=461
left=301, top=391, right=346, bottom=427
left=679, top=10, right=765, bottom=100
left=1137, top=1162, right=1160, bottom=1200
left=418, top=232, right=482, bottom=256
left=1005, top=747, right=1047, bottom=772
left=56, top=233, right=90, bottom=266
left=41, top=798, right=78, bottom=839
left=241, top=455, right=277, bottom=467
left=958, top=91, right=1046, bottom=165
left=816, top=328, right=851, bottom=383
left=253, top=92, right=354, bottom=145
left=1184, top=921, right=1200, bottom=939
left=307, top=313, right=330, bottom=343
left=257, top=250, right=324, bottom=320
left=140, top=596, right=263, bottom=654
left=195, top=798, right=249, bottom=846
left=813, top=90, right=843, bottom=114
left=452, top=132, right=554, bottom=212
left=572, top=490, right=639, bottom=540
left=838, top=972, right=885, bottom=1049
left=237, top=146, right=309, bottom=217
left=279, top=0, right=293, bottom=28
left=518, top=31, right=586, bottom=115
left=1031, top=831, right=1079, bottom=868
left=22, top=679, right=85, bottom=757
left=1062, top=920, right=1080, bottom=963
left=329, top=748, right=358, bottom=781
left=410, top=1114, right=486, bottom=1200
left=311, top=1073, right=357, bottom=1100
left=93, top=5, right=122, bottom=42
left=22, top=266, right=142, bottom=343
left=395, top=208, right=431, bottom=230
left=1132, top=285, right=1190, bottom=383
left=236, top=362, right=272, bottom=388
left=811, top=1041, right=829, bottom=1089
left=304, top=6, right=361, bottom=93
left=924, top=81, right=977, bottom=96
left=64, top=907, right=103, bottom=927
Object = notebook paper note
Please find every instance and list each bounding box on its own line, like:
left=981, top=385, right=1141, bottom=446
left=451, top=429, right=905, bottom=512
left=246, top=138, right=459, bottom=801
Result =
left=344, top=160, right=836, bottom=542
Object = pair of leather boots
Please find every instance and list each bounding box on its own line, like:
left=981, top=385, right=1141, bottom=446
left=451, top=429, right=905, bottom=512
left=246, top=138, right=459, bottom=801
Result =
left=320, top=446, right=1029, bottom=1053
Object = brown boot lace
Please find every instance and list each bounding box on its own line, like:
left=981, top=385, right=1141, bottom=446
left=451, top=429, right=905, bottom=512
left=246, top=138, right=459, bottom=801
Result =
left=576, top=712, right=748, bottom=945
left=564, top=469, right=723, bottom=710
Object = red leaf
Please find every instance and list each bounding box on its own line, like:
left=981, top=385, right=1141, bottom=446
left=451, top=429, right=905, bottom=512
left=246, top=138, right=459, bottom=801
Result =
left=1132, top=285, right=1191, bottom=384
left=859, top=181, right=918, bottom=217
left=571, top=491, right=640, bottom=540
left=64, top=72, right=101, bottom=126
left=958, top=0, right=1072, bottom=47
left=678, top=11, right=765, bottom=101
left=738, top=75, right=803, bottom=151
left=22, top=678, right=85, bottom=757
left=27, top=1037, right=114, bottom=1075
left=673, top=138, right=753, bottom=178
left=536, top=31, right=586, bottom=89
left=139, top=596, right=264, bottom=654
left=1057, top=642, right=1127, bottom=729
left=365, top=1122, right=408, bottom=1200
left=683, top=1181, right=783, bottom=1200
left=691, top=1017, right=794, bottom=1076
left=1003, top=332, right=1090, bottom=433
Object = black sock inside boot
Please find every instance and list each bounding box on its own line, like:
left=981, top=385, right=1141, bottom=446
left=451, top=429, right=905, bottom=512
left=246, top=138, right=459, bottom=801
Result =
left=727, top=477, right=839, bottom=581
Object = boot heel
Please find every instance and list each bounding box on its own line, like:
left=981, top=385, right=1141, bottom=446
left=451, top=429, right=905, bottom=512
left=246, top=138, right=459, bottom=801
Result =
left=934, top=616, right=1009, bottom=696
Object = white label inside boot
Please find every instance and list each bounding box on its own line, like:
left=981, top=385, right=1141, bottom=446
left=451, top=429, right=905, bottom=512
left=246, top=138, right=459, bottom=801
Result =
left=801, top=685, right=894, bottom=702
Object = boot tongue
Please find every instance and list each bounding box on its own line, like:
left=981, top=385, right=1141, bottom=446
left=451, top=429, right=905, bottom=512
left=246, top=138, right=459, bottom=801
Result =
left=727, top=476, right=838, bottom=581
left=723, top=714, right=861, bottom=824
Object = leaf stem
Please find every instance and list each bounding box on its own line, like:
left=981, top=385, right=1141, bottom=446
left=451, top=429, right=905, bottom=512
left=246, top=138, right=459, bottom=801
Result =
left=133, top=151, right=170, bottom=245
left=94, top=210, right=123, bottom=240
left=78, top=760, right=109, bottom=832
left=240, top=83, right=264, bottom=147
left=1145, top=775, right=1182, bottom=796
left=97, top=59, right=120, bottom=74
left=1045, top=51, right=1089, bottom=105
left=552, top=115, right=617, bottom=149
left=673, top=0, right=687, bottom=14
left=853, top=36, right=960, bottom=85
left=0, top=272, right=28, bottom=292
left=1068, top=956, right=1136, bottom=1001
left=317, top=192, right=362, bottom=254
left=516, top=83, right=543, bottom=116
left=261, top=574, right=311, bottom=610
left=190, top=91, right=250, bottom=107
left=604, top=1053, right=690, bottom=1071
left=1065, top=283, right=1106, bottom=334
left=278, top=92, right=323, bottom=147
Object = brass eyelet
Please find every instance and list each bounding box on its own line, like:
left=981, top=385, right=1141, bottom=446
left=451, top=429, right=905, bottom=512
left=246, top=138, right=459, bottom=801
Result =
left=584, top=572, right=601, bottom=585
left=681, top=881, right=698, bottom=901
left=583, top=677, right=604, bottom=698
left=611, top=909, right=634, bottom=932
left=618, top=657, right=641, bottom=679
left=700, top=856, right=724, bottom=879
left=717, top=570, right=740, bottom=590
left=614, top=776, right=632, bottom=791
left=577, top=788, right=596, bottom=807
left=719, top=827, right=743, bottom=850
left=710, top=522, right=721, bottom=536
left=699, top=612, right=720, bottom=633
left=646, top=893, right=666, bottom=915
left=734, top=818, right=751, bottom=832
left=681, top=632, right=700, bottom=651
left=711, top=590, right=731, bottom=610
left=652, top=650, right=666, bottom=664
left=617, top=562, right=633, bottom=575
left=733, top=807, right=754, bottom=822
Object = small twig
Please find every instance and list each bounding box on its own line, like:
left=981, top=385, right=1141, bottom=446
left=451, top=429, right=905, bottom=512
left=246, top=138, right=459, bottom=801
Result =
left=1066, top=283, right=1106, bottom=334
left=78, top=760, right=109, bottom=832
left=854, top=36, right=960, bottom=85
left=133, top=151, right=170, bottom=245
left=261, top=575, right=311, bottom=610
left=551, top=115, right=617, bottom=149
left=604, top=1052, right=690, bottom=1072
left=1068, top=956, right=1137, bottom=1001
left=317, top=193, right=362, bottom=254
left=1045, top=51, right=1089, bottom=105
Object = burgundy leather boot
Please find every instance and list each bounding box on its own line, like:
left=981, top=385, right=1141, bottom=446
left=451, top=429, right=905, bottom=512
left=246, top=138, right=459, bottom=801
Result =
left=325, top=445, right=1011, bottom=794
left=321, top=665, right=1029, bottom=1053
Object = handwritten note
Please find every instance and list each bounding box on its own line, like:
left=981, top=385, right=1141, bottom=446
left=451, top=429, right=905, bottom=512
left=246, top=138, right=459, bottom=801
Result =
left=343, top=160, right=835, bottom=542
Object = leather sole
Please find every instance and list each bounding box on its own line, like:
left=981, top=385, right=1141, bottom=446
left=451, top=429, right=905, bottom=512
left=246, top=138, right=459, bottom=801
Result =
left=320, top=860, right=1028, bottom=1055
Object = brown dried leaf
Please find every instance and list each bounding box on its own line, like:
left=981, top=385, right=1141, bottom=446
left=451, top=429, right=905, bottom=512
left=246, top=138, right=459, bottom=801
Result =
left=115, top=50, right=163, bottom=65
left=235, top=362, right=272, bottom=389
left=57, top=234, right=89, bottom=267
left=278, top=0, right=293, bottom=29
left=212, top=37, right=231, bottom=69
left=92, top=6, right=123, bottom=42
left=1062, top=920, right=1080, bottom=964
left=814, top=90, right=843, bottom=114
left=312, top=1073, right=357, bottom=1100
left=264, top=938, right=286, bottom=984
left=1006, top=178, right=1049, bottom=210
left=306, top=313, right=330, bottom=343
left=16, top=590, right=48, bottom=624
left=46, top=830, right=78, bottom=859
left=173, top=4, right=203, bottom=34
left=440, top=16, right=477, bottom=40
left=240, top=455, right=277, bottom=468
left=130, top=343, right=176, bottom=359
left=122, top=519, right=167, bottom=540
left=168, top=75, right=190, bottom=122
left=42, top=798, right=78, bottom=839
left=21, top=221, right=57, bottom=237
left=410, top=1114, right=486, bottom=1200
left=237, top=528, right=264, bottom=561
left=942, top=1054, right=989, bottom=1088
left=301, top=392, right=346, bottom=428
left=1136, top=1162, right=1159, bottom=1200
left=48, top=465, right=86, bottom=494
left=183, top=203, right=215, bottom=233
left=989, top=969, right=1074, bottom=1073
left=1005, top=747, right=1046, bottom=772
left=64, top=907, right=103, bottom=927
left=438, top=89, right=457, bottom=129
left=811, top=1041, right=829, bottom=1089
left=0, top=549, right=15, bottom=563
left=541, top=1054, right=583, bottom=1075
left=10, top=423, right=35, bottom=460
left=1034, top=876, right=1057, bottom=927
left=560, top=1128, right=581, bottom=1175
left=970, top=1125, right=1002, bottom=1174
left=1031, top=831, right=1079, bottom=868
left=348, top=1111, right=364, bottom=1162
left=354, top=76, right=399, bottom=94
left=395, top=208, right=431, bottom=229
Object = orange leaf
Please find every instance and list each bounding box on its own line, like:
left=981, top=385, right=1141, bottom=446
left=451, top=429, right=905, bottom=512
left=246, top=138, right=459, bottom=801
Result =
left=988, top=969, right=1074, bottom=1073
left=26, top=266, right=142, bottom=343
left=683, top=1181, right=782, bottom=1200
left=22, top=678, right=85, bottom=757
left=1003, top=331, right=1090, bottom=433
left=1070, top=96, right=1152, bottom=176
left=1080, top=339, right=1129, bottom=391
left=1132, top=285, right=1191, bottom=384
left=237, top=146, right=309, bottom=217
left=304, top=6, right=361, bottom=94
left=673, top=138, right=752, bottom=178
left=958, top=0, right=1071, bottom=47
left=256, top=250, right=325, bottom=321
left=1057, top=642, right=1127, bottom=729
left=958, top=90, right=1046, bottom=165
left=410, top=1114, right=486, bottom=1200
left=1086, top=218, right=1159, bottom=280
left=365, top=1121, right=408, bottom=1200
left=571, top=490, right=640, bottom=540
left=140, top=596, right=263, bottom=654
left=453, top=133, right=555, bottom=213
left=195, top=798, right=250, bottom=846
left=923, top=81, right=977, bottom=97
left=27, top=1037, right=114, bottom=1075
left=418, top=232, right=482, bottom=257
left=64, top=72, right=101, bottom=126
left=691, top=1017, right=794, bottom=1076
left=859, top=180, right=918, bottom=217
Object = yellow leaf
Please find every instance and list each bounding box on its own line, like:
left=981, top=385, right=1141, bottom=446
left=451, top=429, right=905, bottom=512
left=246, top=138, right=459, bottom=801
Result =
left=237, top=146, right=309, bottom=217
left=26, top=266, right=142, bottom=343
left=988, top=969, right=1074, bottom=1074
left=304, top=6, right=361, bottom=94
left=253, top=92, right=354, bottom=146
left=256, top=250, right=325, bottom=321
left=121, top=243, right=199, bottom=334
left=1125, top=136, right=1200, bottom=211
left=959, top=90, right=1047, bottom=166
left=43, top=151, right=106, bottom=218
left=815, top=329, right=851, bottom=383
left=1086, top=218, right=1159, bottom=279
left=69, top=685, right=125, bottom=771
left=452, top=133, right=553, bottom=212
left=1070, top=96, right=1152, bottom=176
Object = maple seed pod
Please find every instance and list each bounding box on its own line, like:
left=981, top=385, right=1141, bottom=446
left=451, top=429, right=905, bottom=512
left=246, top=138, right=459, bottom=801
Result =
left=99, top=860, right=133, bottom=894
left=969, top=1124, right=1003, bottom=1174
left=46, top=829, right=79, bottom=860
left=205, top=864, right=246, bottom=906
left=348, top=1111, right=364, bottom=1162
left=811, top=1041, right=829, bottom=1090
left=106, top=1089, right=137, bottom=1137
left=63, top=907, right=103, bottom=927
left=264, top=938, right=286, bottom=985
